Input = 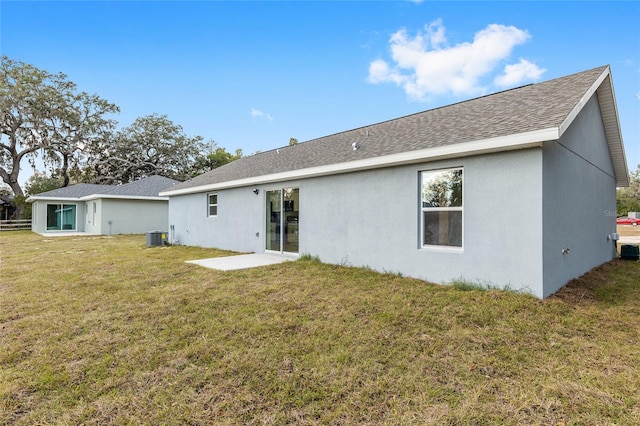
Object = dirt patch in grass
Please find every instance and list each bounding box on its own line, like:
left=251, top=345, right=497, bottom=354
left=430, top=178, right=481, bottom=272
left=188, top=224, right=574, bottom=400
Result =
left=551, top=258, right=639, bottom=305
left=549, top=225, right=640, bottom=304
left=551, top=260, right=614, bottom=303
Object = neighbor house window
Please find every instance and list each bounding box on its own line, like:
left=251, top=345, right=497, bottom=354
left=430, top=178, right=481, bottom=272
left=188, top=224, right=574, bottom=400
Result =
left=46, top=204, right=77, bottom=231
left=421, top=168, right=463, bottom=248
left=208, top=193, right=218, bottom=216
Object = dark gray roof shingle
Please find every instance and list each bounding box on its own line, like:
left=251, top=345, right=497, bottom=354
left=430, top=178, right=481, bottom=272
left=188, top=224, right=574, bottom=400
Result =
left=167, top=65, right=610, bottom=193
left=30, top=175, right=180, bottom=199
left=32, top=183, right=110, bottom=199
left=104, top=175, right=180, bottom=197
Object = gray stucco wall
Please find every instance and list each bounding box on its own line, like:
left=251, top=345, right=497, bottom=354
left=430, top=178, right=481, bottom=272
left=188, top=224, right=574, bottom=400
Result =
left=99, top=199, right=169, bottom=235
left=169, top=148, right=546, bottom=296
left=31, top=200, right=86, bottom=234
left=83, top=200, right=102, bottom=235
left=301, top=150, right=545, bottom=296
left=542, top=96, right=617, bottom=297
left=30, top=198, right=168, bottom=235
left=168, top=185, right=277, bottom=252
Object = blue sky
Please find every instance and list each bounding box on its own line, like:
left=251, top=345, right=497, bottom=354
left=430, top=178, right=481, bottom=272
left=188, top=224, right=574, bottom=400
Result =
left=2, top=1, right=639, bottom=186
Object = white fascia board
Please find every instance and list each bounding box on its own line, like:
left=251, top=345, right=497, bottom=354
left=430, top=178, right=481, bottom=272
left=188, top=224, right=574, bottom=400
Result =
left=79, top=195, right=169, bottom=201
left=28, top=194, right=168, bottom=202
left=598, top=73, right=629, bottom=187
left=160, top=128, right=556, bottom=197
left=26, top=196, right=81, bottom=203
left=558, top=66, right=609, bottom=138
left=558, top=66, right=629, bottom=187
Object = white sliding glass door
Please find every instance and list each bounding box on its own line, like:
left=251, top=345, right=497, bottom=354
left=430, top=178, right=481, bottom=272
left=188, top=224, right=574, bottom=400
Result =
left=265, top=188, right=299, bottom=253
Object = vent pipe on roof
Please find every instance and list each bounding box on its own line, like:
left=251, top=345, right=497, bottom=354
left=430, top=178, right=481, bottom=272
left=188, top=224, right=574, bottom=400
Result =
left=352, top=142, right=359, bottom=150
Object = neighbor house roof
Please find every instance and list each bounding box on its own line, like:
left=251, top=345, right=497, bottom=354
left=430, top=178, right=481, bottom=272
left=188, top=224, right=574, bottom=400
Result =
left=27, top=175, right=180, bottom=202
left=161, top=65, right=628, bottom=197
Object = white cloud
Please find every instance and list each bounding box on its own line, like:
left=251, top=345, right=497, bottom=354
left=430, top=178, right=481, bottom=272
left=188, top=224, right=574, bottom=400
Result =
left=494, top=59, right=546, bottom=87
left=250, top=108, right=273, bottom=121
left=368, top=20, right=545, bottom=100
left=426, top=18, right=446, bottom=48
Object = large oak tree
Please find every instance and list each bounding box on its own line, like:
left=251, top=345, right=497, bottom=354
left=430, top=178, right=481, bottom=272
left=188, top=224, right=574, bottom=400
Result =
left=88, top=114, right=205, bottom=184
left=0, top=56, right=118, bottom=216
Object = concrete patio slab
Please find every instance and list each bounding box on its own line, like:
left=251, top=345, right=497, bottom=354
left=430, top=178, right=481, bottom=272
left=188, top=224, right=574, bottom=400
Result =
left=186, top=253, right=298, bottom=271
left=39, top=232, right=92, bottom=237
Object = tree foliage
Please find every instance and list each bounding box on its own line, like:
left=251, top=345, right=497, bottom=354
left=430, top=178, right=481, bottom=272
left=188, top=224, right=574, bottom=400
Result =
left=191, top=141, right=242, bottom=176
left=42, top=91, right=119, bottom=187
left=1, top=56, right=238, bottom=218
left=0, top=55, right=118, bottom=216
left=25, top=171, right=63, bottom=196
left=15, top=172, right=64, bottom=220
left=617, top=164, right=640, bottom=215
left=87, top=114, right=205, bottom=184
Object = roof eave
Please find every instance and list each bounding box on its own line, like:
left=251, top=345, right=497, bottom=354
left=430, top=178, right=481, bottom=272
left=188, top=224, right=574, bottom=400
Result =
left=160, top=128, right=556, bottom=196
left=558, top=66, right=629, bottom=187
left=27, top=195, right=169, bottom=202
left=26, top=196, right=81, bottom=203
left=80, top=195, right=169, bottom=201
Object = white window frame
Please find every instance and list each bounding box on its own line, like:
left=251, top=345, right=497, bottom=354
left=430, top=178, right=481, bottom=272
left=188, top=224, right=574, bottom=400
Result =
left=420, top=167, right=463, bottom=251
left=207, top=193, right=218, bottom=217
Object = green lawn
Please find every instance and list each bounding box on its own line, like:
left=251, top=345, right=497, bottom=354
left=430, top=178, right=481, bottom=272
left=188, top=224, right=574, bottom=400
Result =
left=1, top=231, right=639, bottom=425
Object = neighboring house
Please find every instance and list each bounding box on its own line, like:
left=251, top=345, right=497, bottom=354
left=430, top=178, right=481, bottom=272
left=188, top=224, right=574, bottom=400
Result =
left=0, top=197, right=15, bottom=220
left=28, top=175, right=179, bottom=235
left=160, top=66, right=629, bottom=298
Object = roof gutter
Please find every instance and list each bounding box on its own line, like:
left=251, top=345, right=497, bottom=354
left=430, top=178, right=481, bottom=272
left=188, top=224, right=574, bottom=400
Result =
left=27, top=195, right=168, bottom=203
left=26, top=196, right=81, bottom=203
left=80, top=195, right=169, bottom=201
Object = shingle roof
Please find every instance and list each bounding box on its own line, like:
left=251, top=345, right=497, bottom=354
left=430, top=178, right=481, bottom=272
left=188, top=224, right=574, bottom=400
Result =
left=28, top=175, right=180, bottom=200
left=163, top=65, right=627, bottom=195
left=30, top=183, right=110, bottom=199
left=100, top=175, right=180, bottom=197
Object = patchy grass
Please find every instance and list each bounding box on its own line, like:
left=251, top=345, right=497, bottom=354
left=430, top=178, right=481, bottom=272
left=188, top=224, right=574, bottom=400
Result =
left=1, top=231, right=639, bottom=425
left=449, top=277, right=524, bottom=294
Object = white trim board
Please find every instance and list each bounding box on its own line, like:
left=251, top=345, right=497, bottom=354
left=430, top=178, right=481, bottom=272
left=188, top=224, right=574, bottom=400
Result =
left=160, top=129, right=553, bottom=196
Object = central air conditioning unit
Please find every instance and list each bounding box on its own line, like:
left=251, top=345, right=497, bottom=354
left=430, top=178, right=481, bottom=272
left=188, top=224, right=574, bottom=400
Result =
left=146, top=231, right=167, bottom=247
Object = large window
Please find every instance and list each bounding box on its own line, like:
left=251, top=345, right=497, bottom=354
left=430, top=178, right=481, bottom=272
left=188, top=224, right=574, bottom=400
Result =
left=421, top=168, right=463, bottom=248
left=46, top=204, right=77, bottom=231
left=208, top=193, right=218, bottom=217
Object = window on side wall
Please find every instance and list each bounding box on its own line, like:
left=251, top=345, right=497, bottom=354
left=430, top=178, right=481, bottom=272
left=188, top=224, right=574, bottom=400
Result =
left=421, top=168, right=463, bottom=248
left=208, top=193, right=218, bottom=217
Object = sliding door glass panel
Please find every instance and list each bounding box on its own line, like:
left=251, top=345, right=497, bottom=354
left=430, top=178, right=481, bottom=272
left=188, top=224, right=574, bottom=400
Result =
left=61, top=204, right=76, bottom=230
left=47, top=204, right=60, bottom=230
left=266, top=190, right=281, bottom=251
left=283, top=188, right=299, bottom=253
